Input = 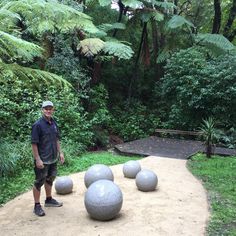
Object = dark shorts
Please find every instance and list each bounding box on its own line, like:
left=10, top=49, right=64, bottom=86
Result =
left=34, top=162, right=57, bottom=190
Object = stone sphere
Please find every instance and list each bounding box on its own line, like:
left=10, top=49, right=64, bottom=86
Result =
left=123, top=160, right=141, bottom=178
left=84, top=179, right=123, bottom=221
left=55, top=176, right=73, bottom=194
left=135, top=169, right=158, bottom=192
left=84, top=164, right=114, bottom=188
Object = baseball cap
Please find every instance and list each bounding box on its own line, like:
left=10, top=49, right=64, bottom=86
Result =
left=42, top=101, right=54, bottom=108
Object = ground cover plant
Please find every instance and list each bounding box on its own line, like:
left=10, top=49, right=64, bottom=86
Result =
left=0, top=151, right=139, bottom=206
left=188, top=153, right=236, bottom=236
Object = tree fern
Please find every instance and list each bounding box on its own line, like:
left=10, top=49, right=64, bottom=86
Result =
left=1, top=0, right=99, bottom=35
left=167, top=15, right=195, bottom=30
left=145, top=0, right=176, bottom=9
left=0, top=61, right=71, bottom=88
left=195, top=33, right=236, bottom=55
left=78, top=38, right=105, bottom=57
left=78, top=38, right=134, bottom=60
left=122, top=0, right=143, bottom=9
left=0, top=9, right=20, bottom=34
left=103, top=41, right=134, bottom=60
left=98, top=23, right=126, bottom=32
left=0, top=31, right=43, bottom=62
left=98, top=0, right=112, bottom=7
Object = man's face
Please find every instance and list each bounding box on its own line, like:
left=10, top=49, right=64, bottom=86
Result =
left=42, top=106, right=54, bottom=119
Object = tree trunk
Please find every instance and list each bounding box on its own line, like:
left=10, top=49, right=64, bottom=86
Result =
left=212, top=0, right=221, bottom=34
left=223, top=0, right=236, bottom=41
left=113, top=0, right=124, bottom=37
left=128, top=22, right=147, bottom=102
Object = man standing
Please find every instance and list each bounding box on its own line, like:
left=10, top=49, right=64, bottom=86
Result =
left=31, top=101, right=65, bottom=216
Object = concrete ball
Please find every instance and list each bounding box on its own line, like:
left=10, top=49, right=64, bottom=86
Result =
left=55, top=176, right=73, bottom=194
left=84, top=179, right=123, bottom=221
left=135, top=169, right=158, bottom=192
left=84, top=164, right=114, bottom=188
left=123, top=160, right=141, bottom=178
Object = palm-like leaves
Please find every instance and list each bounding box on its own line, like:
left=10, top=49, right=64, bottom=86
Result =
left=78, top=38, right=134, bottom=60
left=167, top=15, right=195, bottom=30
left=2, top=0, right=99, bottom=35
left=0, top=61, right=71, bottom=88
left=195, top=33, right=236, bottom=55
left=0, top=31, right=43, bottom=62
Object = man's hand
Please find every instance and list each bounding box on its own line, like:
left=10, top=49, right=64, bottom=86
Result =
left=36, top=158, right=44, bottom=169
left=59, top=152, right=65, bottom=164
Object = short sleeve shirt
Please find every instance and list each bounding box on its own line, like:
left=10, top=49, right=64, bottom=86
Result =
left=31, top=117, right=60, bottom=164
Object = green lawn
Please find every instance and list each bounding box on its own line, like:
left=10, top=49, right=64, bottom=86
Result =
left=187, top=153, right=236, bottom=236
left=0, top=152, right=139, bottom=206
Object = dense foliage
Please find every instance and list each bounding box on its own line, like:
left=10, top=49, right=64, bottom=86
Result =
left=154, top=47, right=236, bottom=131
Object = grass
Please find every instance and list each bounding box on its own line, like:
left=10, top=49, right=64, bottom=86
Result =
left=0, top=151, right=140, bottom=206
left=187, top=153, right=236, bottom=236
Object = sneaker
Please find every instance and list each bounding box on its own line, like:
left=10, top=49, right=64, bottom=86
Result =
left=44, top=198, right=63, bottom=207
left=34, top=204, right=45, bottom=217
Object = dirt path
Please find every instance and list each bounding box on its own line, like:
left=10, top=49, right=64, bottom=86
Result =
left=0, top=156, right=210, bottom=236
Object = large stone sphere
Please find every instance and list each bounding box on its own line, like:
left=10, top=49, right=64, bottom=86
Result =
left=123, top=160, right=141, bottom=178
left=55, top=176, right=73, bottom=194
left=84, top=164, right=114, bottom=188
left=84, top=179, right=123, bottom=221
left=135, top=169, right=158, bottom=192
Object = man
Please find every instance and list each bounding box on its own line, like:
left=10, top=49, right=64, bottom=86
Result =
left=31, top=101, right=65, bottom=217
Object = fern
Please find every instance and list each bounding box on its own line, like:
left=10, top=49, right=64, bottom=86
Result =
left=122, top=0, right=143, bottom=9
left=195, top=33, right=236, bottom=55
left=0, top=9, right=21, bottom=34
left=98, top=0, right=112, bottom=7
left=156, top=49, right=171, bottom=63
left=103, top=41, right=134, bottom=60
left=0, top=31, right=43, bottom=62
left=78, top=38, right=105, bottom=57
left=146, top=0, right=176, bottom=9
left=98, top=23, right=126, bottom=32
left=167, top=15, right=195, bottom=30
left=0, top=61, right=71, bottom=88
left=2, top=0, right=99, bottom=35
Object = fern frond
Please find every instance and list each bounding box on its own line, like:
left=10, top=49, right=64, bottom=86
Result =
left=98, top=0, right=112, bottom=6
left=122, top=0, right=143, bottom=9
left=167, top=15, right=194, bottom=29
left=151, top=11, right=164, bottom=22
left=195, top=34, right=235, bottom=55
left=2, top=0, right=99, bottom=35
left=0, top=31, right=43, bottom=62
left=145, top=0, right=176, bottom=9
left=0, top=9, right=21, bottom=33
left=103, top=41, right=134, bottom=60
left=156, top=49, right=171, bottom=63
left=78, top=38, right=105, bottom=57
left=98, top=23, right=126, bottom=32
left=0, top=61, right=71, bottom=88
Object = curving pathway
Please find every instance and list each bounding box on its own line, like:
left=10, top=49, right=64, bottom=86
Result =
left=0, top=156, right=209, bottom=236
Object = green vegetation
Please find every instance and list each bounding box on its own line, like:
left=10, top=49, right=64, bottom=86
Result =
left=0, top=151, right=139, bottom=206
left=188, top=153, right=236, bottom=236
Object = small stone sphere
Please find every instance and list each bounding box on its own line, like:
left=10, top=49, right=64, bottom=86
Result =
left=123, top=160, right=141, bottom=178
left=84, top=164, right=114, bottom=188
left=135, top=169, right=158, bottom=192
left=55, top=176, right=73, bottom=194
left=84, top=179, right=123, bottom=221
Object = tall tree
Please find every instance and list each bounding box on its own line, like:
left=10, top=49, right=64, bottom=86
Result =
left=223, top=0, right=236, bottom=41
left=212, top=0, right=221, bottom=33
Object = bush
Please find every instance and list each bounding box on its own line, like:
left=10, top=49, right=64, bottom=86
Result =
left=154, top=47, right=236, bottom=130
left=109, top=100, right=160, bottom=141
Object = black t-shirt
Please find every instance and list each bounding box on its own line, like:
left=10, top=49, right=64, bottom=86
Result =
left=31, top=116, right=60, bottom=164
